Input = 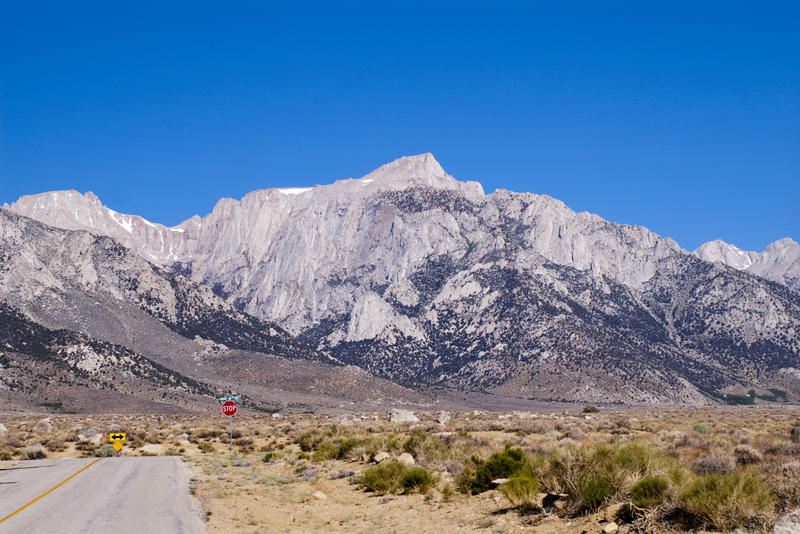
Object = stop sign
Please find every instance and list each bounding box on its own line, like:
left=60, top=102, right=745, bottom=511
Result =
left=221, top=400, right=238, bottom=417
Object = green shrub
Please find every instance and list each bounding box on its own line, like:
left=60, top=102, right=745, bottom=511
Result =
left=767, top=388, right=787, bottom=399
left=577, top=475, right=613, bottom=511
left=312, top=441, right=338, bottom=461
left=360, top=462, right=408, bottom=495
left=631, top=476, right=669, bottom=509
left=441, top=483, right=456, bottom=502
left=500, top=473, right=540, bottom=510
left=402, top=430, right=450, bottom=463
left=336, top=438, right=358, bottom=459
left=470, top=446, right=530, bottom=494
left=692, top=454, right=736, bottom=475
left=360, top=462, right=436, bottom=495
left=455, top=466, right=476, bottom=494
left=541, top=447, right=586, bottom=496
left=767, top=461, right=800, bottom=511
left=680, top=470, right=774, bottom=530
left=94, top=444, right=116, bottom=457
left=401, top=466, right=437, bottom=494
left=297, top=431, right=321, bottom=452
left=734, top=445, right=762, bottom=465
left=725, top=394, right=755, bottom=405
left=0, top=450, right=12, bottom=461
left=584, top=442, right=662, bottom=492
left=693, top=424, right=711, bottom=435
left=198, top=442, right=215, bottom=454
left=262, top=450, right=282, bottom=462
left=666, top=463, right=692, bottom=488
left=22, top=444, right=47, bottom=460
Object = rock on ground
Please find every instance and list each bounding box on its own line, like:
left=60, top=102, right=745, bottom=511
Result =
left=78, top=427, right=103, bottom=445
left=35, top=418, right=55, bottom=433
left=774, top=510, right=800, bottom=534
left=389, top=409, right=419, bottom=423
left=397, top=453, right=415, bottom=466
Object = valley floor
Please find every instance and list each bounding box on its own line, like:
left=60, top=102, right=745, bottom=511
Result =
left=1, top=407, right=799, bottom=533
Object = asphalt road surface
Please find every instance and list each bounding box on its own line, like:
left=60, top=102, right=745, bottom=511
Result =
left=0, top=457, right=205, bottom=533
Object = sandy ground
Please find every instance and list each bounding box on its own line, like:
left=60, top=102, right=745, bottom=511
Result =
left=191, top=452, right=609, bottom=534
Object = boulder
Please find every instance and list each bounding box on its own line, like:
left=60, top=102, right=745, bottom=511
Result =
left=389, top=409, right=419, bottom=423
left=271, top=413, right=283, bottom=419
left=108, top=423, right=122, bottom=432
left=397, top=453, right=415, bottom=466
left=312, top=491, right=327, bottom=501
left=78, top=427, right=103, bottom=446
left=34, top=418, right=55, bottom=433
left=436, top=412, right=451, bottom=426
left=0, top=423, right=7, bottom=434
left=774, top=509, right=800, bottom=534
left=374, top=452, right=391, bottom=463
left=542, top=493, right=569, bottom=510
left=602, top=522, right=619, bottom=533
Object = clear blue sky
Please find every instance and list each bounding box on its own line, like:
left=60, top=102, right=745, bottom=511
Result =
left=1, top=1, right=797, bottom=251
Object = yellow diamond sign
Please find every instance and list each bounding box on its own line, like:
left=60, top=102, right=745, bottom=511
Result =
left=109, top=432, right=126, bottom=452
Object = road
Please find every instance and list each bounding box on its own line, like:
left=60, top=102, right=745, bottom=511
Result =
left=0, top=457, right=206, bottom=533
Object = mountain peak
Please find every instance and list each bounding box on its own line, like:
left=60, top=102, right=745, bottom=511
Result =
left=363, top=153, right=447, bottom=186
left=84, top=191, right=102, bottom=205
left=764, top=237, right=799, bottom=253
left=693, top=237, right=799, bottom=290
left=357, top=153, right=484, bottom=198
left=694, top=239, right=757, bottom=270
left=385, top=152, right=446, bottom=177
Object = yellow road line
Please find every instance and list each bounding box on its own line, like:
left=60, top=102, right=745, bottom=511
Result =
left=0, top=458, right=102, bottom=525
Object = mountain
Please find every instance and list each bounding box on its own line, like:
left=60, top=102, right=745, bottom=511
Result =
left=0, top=209, right=429, bottom=412
left=7, top=154, right=800, bottom=406
left=0, top=301, right=215, bottom=413
left=695, top=238, right=800, bottom=291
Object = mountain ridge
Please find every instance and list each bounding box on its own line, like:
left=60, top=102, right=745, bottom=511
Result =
left=5, top=154, right=800, bottom=406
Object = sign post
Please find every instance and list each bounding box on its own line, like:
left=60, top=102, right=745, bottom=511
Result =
left=220, top=399, right=238, bottom=454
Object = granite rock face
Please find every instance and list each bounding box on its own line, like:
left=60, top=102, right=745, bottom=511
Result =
left=7, top=154, right=800, bottom=405
left=695, top=237, right=800, bottom=291
left=0, top=209, right=320, bottom=363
